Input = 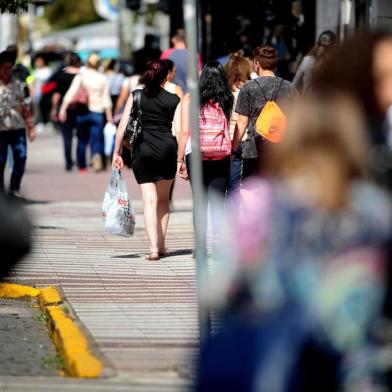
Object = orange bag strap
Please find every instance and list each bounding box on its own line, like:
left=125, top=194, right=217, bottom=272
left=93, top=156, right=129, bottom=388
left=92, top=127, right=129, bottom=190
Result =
left=272, top=78, right=284, bottom=101
left=255, top=78, right=284, bottom=102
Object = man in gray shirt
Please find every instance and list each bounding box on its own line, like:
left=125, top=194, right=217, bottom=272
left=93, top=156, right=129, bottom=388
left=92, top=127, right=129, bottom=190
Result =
left=160, top=29, right=202, bottom=93
left=232, top=45, right=298, bottom=179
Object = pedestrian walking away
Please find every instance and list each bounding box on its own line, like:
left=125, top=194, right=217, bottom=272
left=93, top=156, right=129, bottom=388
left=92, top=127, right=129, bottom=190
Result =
left=31, top=54, right=52, bottom=134
left=160, top=28, right=202, bottom=93
left=292, top=30, right=336, bottom=94
left=103, top=58, right=125, bottom=110
left=177, top=61, right=233, bottom=236
left=224, top=52, right=252, bottom=195
left=59, top=53, right=113, bottom=173
left=162, top=58, right=184, bottom=205
left=231, top=45, right=298, bottom=180
left=0, top=49, right=35, bottom=197
left=112, top=60, right=181, bottom=261
left=51, top=52, right=82, bottom=171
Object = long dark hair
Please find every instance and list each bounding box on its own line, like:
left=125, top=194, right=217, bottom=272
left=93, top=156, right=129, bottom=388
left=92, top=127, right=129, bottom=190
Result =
left=140, top=59, right=169, bottom=96
left=200, top=61, right=233, bottom=121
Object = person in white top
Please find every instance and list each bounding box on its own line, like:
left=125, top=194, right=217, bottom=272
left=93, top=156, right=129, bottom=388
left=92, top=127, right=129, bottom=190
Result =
left=162, top=59, right=184, bottom=99
left=32, top=55, right=52, bottom=133
left=59, top=53, right=113, bottom=172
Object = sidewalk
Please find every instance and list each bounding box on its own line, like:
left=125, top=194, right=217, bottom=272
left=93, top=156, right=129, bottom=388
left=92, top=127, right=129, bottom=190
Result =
left=1, top=131, right=197, bottom=391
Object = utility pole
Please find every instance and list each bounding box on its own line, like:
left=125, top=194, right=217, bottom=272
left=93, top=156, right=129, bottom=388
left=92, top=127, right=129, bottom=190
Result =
left=118, top=0, right=134, bottom=60
left=183, top=0, right=209, bottom=344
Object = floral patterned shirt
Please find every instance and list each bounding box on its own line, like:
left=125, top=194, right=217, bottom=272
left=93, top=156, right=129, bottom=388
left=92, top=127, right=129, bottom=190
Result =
left=0, top=77, right=26, bottom=131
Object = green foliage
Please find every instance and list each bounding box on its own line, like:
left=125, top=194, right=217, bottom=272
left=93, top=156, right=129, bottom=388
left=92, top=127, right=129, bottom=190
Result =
left=0, top=0, right=31, bottom=14
left=44, top=0, right=103, bottom=31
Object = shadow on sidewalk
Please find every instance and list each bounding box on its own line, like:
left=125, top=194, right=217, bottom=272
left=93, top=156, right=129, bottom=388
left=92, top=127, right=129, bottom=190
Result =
left=33, top=225, right=64, bottom=230
left=23, top=199, right=51, bottom=205
left=112, top=249, right=194, bottom=259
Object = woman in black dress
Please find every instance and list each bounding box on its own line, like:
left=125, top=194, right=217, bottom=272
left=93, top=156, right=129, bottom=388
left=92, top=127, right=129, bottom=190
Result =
left=112, top=60, right=181, bottom=260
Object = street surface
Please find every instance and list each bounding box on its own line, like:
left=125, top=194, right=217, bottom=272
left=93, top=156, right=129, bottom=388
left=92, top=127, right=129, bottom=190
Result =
left=0, top=298, right=58, bottom=377
left=1, top=130, right=197, bottom=391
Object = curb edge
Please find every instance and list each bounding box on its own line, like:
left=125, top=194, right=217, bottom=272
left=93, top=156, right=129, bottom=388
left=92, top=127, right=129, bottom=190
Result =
left=0, top=283, right=102, bottom=378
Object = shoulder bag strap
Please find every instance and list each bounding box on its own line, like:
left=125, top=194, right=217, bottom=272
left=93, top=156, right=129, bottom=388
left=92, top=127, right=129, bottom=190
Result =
left=132, top=89, right=142, bottom=114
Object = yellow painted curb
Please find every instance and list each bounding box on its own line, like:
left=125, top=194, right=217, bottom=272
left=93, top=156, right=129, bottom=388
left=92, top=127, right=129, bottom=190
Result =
left=39, top=287, right=62, bottom=305
left=0, top=283, right=39, bottom=298
left=0, top=283, right=102, bottom=378
left=45, top=305, right=102, bottom=378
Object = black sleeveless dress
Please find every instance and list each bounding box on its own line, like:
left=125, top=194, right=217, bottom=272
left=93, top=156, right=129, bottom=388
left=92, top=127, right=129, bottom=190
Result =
left=132, top=88, right=180, bottom=184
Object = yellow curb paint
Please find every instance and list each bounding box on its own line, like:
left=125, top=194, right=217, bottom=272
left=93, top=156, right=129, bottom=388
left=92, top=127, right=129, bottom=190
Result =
left=0, top=283, right=102, bottom=378
left=0, top=283, right=39, bottom=298
left=46, top=305, right=102, bottom=378
left=39, top=287, right=62, bottom=305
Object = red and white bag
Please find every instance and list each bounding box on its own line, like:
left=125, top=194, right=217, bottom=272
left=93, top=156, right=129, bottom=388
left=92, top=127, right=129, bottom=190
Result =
left=199, top=102, right=231, bottom=160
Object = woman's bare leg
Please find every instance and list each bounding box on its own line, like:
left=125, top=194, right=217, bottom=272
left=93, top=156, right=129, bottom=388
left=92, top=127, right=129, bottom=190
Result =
left=140, top=182, right=159, bottom=254
left=156, top=179, right=173, bottom=252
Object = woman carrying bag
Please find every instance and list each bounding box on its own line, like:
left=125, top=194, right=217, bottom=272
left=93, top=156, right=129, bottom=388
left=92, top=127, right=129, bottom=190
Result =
left=112, top=60, right=181, bottom=261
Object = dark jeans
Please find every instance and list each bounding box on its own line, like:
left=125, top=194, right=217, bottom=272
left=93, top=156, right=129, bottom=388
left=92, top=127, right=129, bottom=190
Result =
left=0, top=129, right=27, bottom=192
left=227, top=157, right=243, bottom=196
left=59, top=108, right=78, bottom=169
left=76, top=111, right=105, bottom=169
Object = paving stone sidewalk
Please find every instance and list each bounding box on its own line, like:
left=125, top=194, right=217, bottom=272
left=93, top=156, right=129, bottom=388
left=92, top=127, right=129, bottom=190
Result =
left=1, top=131, right=197, bottom=391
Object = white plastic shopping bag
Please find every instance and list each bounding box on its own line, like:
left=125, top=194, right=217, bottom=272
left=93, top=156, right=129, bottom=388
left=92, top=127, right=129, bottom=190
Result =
left=103, top=122, right=117, bottom=156
left=102, top=169, right=135, bottom=236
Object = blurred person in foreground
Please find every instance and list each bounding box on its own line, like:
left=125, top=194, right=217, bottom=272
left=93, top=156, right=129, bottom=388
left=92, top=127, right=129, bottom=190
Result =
left=0, top=193, right=31, bottom=279
left=311, top=33, right=392, bottom=354
left=197, top=95, right=392, bottom=391
left=51, top=52, right=82, bottom=172
left=59, top=53, right=113, bottom=173
left=0, top=50, right=35, bottom=197
left=312, top=30, right=392, bottom=191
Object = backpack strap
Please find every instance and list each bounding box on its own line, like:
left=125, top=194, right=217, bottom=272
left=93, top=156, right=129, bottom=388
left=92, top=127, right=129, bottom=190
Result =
left=273, top=78, right=284, bottom=101
left=254, top=78, right=268, bottom=102
left=254, top=77, right=284, bottom=102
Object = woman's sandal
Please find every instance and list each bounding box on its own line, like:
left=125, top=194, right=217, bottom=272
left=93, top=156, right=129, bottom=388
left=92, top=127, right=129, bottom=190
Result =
left=146, top=251, right=160, bottom=261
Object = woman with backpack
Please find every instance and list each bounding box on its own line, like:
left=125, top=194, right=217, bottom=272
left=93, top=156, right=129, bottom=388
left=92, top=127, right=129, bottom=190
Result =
left=112, top=60, right=181, bottom=261
left=177, top=61, right=233, bottom=231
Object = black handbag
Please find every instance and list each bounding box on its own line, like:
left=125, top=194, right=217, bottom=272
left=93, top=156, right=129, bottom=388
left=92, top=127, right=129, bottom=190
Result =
left=124, top=89, right=143, bottom=148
